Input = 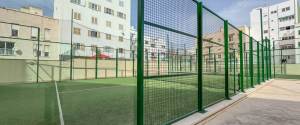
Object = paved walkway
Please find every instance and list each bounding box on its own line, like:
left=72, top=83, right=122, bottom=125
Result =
left=199, top=79, right=300, bottom=125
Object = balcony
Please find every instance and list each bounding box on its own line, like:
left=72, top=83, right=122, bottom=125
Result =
left=0, top=48, right=15, bottom=56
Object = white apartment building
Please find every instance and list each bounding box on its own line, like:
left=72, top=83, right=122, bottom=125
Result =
left=130, top=27, right=168, bottom=59
left=53, top=0, right=131, bottom=58
left=250, top=0, right=300, bottom=63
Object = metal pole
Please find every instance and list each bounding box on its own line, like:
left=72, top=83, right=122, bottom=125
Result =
left=36, top=28, right=41, bottom=83
left=95, top=47, right=99, bottom=79
left=262, top=39, right=265, bottom=82
left=132, top=50, right=135, bottom=77
left=137, top=0, right=144, bottom=123
left=157, top=50, right=160, bottom=75
left=116, top=49, right=119, bottom=78
left=224, top=20, right=230, bottom=99
left=257, top=41, right=260, bottom=84
left=273, top=41, right=275, bottom=78
left=197, top=2, right=204, bottom=112
left=250, top=37, right=254, bottom=88
left=239, top=31, right=244, bottom=92
left=70, top=9, right=74, bottom=80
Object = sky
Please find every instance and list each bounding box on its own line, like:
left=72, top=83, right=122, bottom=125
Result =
left=0, top=0, right=292, bottom=27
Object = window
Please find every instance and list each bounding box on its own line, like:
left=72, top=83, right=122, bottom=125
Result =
left=279, top=15, right=294, bottom=22
left=73, top=12, right=81, bottom=20
left=145, top=40, right=149, bottom=44
left=89, top=2, right=101, bottom=11
left=282, top=8, right=286, bottom=12
left=161, top=45, right=165, bottom=48
left=44, top=45, right=49, bottom=57
left=271, top=10, right=277, bottom=14
left=31, top=27, right=38, bottom=39
left=0, top=41, right=14, bottom=55
left=73, top=27, right=81, bottom=35
left=229, top=34, right=234, bottom=41
left=106, top=21, right=112, bottom=28
left=286, top=7, right=290, bottom=11
left=151, top=44, right=155, bottom=48
left=118, top=36, right=123, bottom=42
left=70, top=0, right=81, bottom=4
left=88, top=30, right=100, bottom=38
left=106, top=34, right=112, bottom=40
left=119, top=24, right=124, bottom=30
left=118, top=48, right=124, bottom=53
left=91, top=17, right=98, bottom=24
left=11, top=25, right=19, bottom=37
left=104, top=7, right=114, bottom=15
left=119, top=1, right=124, bottom=7
left=264, top=30, right=268, bottom=33
left=117, top=12, right=126, bottom=19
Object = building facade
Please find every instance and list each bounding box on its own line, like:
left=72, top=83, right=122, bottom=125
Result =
left=250, top=0, right=300, bottom=63
left=53, top=0, right=131, bottom=58
left=0, top=7, right=60, bottom=60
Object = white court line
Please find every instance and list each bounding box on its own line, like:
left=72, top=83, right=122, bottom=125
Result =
left=54, top=81, right=65, bottom=125
left=59, top=85, right=126, bottom=94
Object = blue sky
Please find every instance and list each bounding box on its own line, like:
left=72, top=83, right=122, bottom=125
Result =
left=0, top=0, right=290, bottom=27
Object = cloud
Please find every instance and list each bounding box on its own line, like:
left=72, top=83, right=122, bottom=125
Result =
left=217, top=0, right=260, bottom=26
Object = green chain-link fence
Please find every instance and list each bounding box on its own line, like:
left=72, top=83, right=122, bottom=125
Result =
left=0, top=0, right=279, bottom=125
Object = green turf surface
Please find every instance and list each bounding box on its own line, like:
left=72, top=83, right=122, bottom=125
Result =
left=0, top=75, right=234, bottom=125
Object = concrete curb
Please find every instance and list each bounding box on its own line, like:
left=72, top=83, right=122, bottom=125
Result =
left=172, top=79, right=275, bottom=125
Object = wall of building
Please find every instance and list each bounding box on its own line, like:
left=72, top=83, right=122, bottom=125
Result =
left=0, top=8, right=60, bottom=60
left=53, top=0, right=131, bottom=57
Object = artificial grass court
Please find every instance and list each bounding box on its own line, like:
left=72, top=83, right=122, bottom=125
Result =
left=0, top=74, right=238, bottom=125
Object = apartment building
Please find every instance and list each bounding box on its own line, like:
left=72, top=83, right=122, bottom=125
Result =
left=250, top=0, right=300, bottom=63
left=203, top=26, right=250, bottom=61
left=53, top=0, right=131, bottom=58
left=0, top=7, right=60, bottom=60
left=130, top=27, right=167, bottom=59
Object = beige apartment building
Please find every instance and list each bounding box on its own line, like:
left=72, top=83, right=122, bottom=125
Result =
left=0, top=7, right=60, bottom=60
left=203, top=26, right=250, bottom=61
left=0, top=7, right=61, bottom=83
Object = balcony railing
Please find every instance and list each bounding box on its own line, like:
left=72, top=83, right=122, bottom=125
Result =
left=0, top=48, right=15, bottom=56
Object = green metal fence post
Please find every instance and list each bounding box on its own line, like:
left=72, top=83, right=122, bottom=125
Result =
left=146, top=50, right=149, bottom=76
left=265, top=39, right=268, bottom=80
left=157, top=50, right=160, bottom=75
left=233, top=49, right=236, bottom=94
left=95, top=47, right=99, bottom=79
left=257, top=41, right=260, bottom=84
left=190, top=55, right=193, bottom=72
left=250, top=37, right=254, bottom=88
left=224, top=20, right=230, bottom=99
left=116, top=49, right=119, bottom=78
left=261, top=39, right=265, bottom=82
left=239, top=31, right=244, bottom=92
left=137, top=0, right=144, bottom=123
left=70, top=9, right=74, bottom=80
left=197, top=2, right=204, bottom=112
left=167, top=34, right=170, bottom=74
left=273, top=41, right=275, bottom=78
left=36, top=28, right=40, bottom=83
left=214, top=53, right=216, bottom=74
left=280, top=49, right=283, bottom=74
left=132, top=50, right=135, bottom=77
left=269, top=39, right=272, bottom=79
